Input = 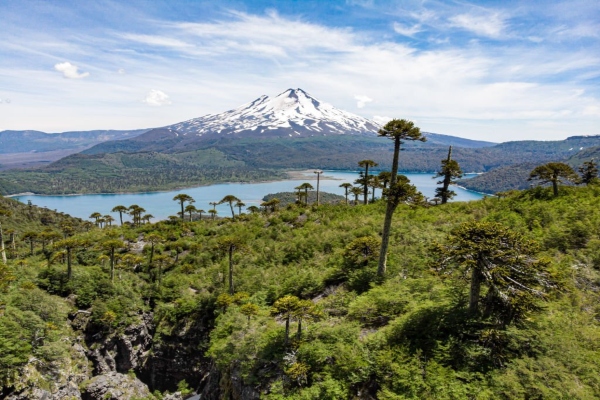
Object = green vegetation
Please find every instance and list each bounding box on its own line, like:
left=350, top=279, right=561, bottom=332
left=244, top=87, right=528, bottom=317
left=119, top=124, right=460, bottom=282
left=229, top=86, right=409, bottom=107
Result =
left=3, top=162, right=600, bottom=397
left=263, top=191, right=345, bottom=207
left=0, top=185, right=600, bottom=399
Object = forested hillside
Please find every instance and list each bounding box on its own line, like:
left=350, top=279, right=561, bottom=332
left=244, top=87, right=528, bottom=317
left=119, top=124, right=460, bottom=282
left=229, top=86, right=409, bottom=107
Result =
left=459, top=145, right=600, bottom=194
left=2, top=180, right=600, bottom=399
left=2, top=135, right=600, bottom=196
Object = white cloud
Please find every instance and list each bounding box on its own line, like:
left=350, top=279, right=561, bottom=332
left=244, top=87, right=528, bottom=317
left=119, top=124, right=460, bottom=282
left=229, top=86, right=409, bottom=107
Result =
left=118, top=68, right=126, bottom=74
left=143, top=89, right=171, bottom=106
left=449, top=12, right=506, bottom=38
left=393, top=22, right=422, bottom=37
left=54, top=62, right=89, bottom=79
left=2, top=9, right=598, bottom=141
left=354, top=95, right=372, bottom=108
left=373, top=116, right=391, bottom=125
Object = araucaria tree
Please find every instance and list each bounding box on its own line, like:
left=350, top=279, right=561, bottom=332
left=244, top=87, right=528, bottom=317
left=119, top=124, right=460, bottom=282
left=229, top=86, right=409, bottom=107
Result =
left=433, top=221, right=553, bottom=325
left=579, top=159, right=598, bottom=185
left=216, top=235, right=245, bottom=295
left=339, top=182, right=352, bottom=205
left=271, top=295, right=301, bottom=346
left=377, top=119, right=426, bottom=277
left=173, top=193, right=194, bottom=222
left=358, top=160, right=378, bottom=205
left=219, top=195, right=241, bottom=219
left=111, top=205, right=128, bottom=226
left=529, top=162, right=579, bottom=197
left=434, top=146, right=463, bottom=204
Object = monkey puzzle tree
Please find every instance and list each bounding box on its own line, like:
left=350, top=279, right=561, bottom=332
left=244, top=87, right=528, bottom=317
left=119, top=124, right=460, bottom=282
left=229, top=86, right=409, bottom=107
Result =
left=529, top=162, right=579, bottom=197
left=240, top=303, right=260, bottom=324
left=271, top=295, right=301, bottom=346
left=103, top=215, right=115, bottom=227
left=350, top=186, right=362, bottom=205
left=173, top=193, right=194, bottom=223
left=216, top=235, right=245, bottom=295
left=296, top=183, right=314, bottom=206
left=369, top=175, right=381, bottom=202
left=219, top=195, right=241, bottom=219
left=89, top=212, right=102, bottom=227
left=358, top=159, right=378, bottom=204
left=432, top=221, right=553, bottom=325
left=54, top=237, right=88, bottom=280
left=434, top=146, right=463, bottom=204
left=377, top=119, right=426, bottom=276
left=111, top=205, right=128, bottom=226
left=578, top=159, right=598, bottom=185
left=99, top=239, right=125, bottom=281
left=235, top=200, right=246, bottom=216
left=184, top=204, right=198, bottom=222
left=145, top=233, right=163, bottom=269
left=339, top=182, right=352, bottom=205
left=128, top=205, right=145, bottom=227
left=21, top=231, right=38, bottom=256
left=293, top=299, right=322, bottom=340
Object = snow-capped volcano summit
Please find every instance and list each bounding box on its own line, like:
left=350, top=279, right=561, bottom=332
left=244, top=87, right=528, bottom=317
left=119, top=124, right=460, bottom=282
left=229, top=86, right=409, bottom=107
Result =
left=169, top=88, right=379, bottom=138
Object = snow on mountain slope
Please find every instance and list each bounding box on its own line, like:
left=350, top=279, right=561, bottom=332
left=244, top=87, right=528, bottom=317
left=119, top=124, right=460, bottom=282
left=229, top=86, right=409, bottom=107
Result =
left=169, top=88, right=380, bottom=138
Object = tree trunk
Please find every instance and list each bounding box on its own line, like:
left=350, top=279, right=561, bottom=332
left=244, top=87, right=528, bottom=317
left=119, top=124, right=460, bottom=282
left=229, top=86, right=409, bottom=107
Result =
left=441, top=146, right=453, bottom=204
left=0, top=223, right=6, bottom=265
left=29, top=240, right=34, bottom=256
left=110, top=248, right=115, bottom=281
left=552, top=179, right=559, bottom=197
left=228, top=246, right=234, bottom=295
left=229, top=204, right=235, bottom=219
left=316, top=174, right=321, bottom=206
left=377, top=137, right=401, bottom=276
left=297, top=318, right=302, bottom=340
left=284, top=316, right=290, bottom=346
left=66, top=248, right=73, bottom=280
left=469, top=264, right=483, bottom=314
left=363, top=165, right=369, bottom=205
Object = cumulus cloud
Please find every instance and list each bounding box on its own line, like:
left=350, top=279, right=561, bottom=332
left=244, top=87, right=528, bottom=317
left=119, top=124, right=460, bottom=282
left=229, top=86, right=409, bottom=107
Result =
left=54, top=62, right=89, bottom=79
left=354, top=95, right=373, bottom=108
left=143, top=89, right=171, bottom=106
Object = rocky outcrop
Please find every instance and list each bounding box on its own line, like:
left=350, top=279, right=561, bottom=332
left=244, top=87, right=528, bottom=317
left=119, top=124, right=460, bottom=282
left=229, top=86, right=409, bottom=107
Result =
left=140, top=315, right=214, bottom=393
left=4, top=342, right=90, bottom=400
left=85, top=312, right=154, bottom=375
left=80, top=372, right=150, bottom=400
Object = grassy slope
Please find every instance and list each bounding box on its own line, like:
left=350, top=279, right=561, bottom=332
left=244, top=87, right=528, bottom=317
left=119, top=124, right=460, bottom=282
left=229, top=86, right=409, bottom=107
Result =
left=2, top=184, right=600, bottom=398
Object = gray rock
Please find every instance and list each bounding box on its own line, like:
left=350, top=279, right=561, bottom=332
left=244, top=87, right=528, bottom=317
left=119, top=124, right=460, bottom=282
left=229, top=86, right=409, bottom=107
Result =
left=87, top=312, right=154, bottom=375
left=81, top=372, right=150, bottom=400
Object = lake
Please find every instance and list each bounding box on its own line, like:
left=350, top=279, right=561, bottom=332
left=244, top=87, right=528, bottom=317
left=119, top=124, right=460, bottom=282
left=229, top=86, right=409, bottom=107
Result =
left=12, top=171, right=484, bottom=222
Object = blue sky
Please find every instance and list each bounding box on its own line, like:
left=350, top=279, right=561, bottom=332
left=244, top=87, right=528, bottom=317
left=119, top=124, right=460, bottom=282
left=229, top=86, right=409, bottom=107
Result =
left=0, top=0, right=598, bottom=141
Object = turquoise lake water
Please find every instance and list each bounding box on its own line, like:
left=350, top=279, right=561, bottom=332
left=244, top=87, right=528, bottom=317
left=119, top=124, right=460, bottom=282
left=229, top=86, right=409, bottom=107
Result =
left=13, top=171, right=484, bottom=222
